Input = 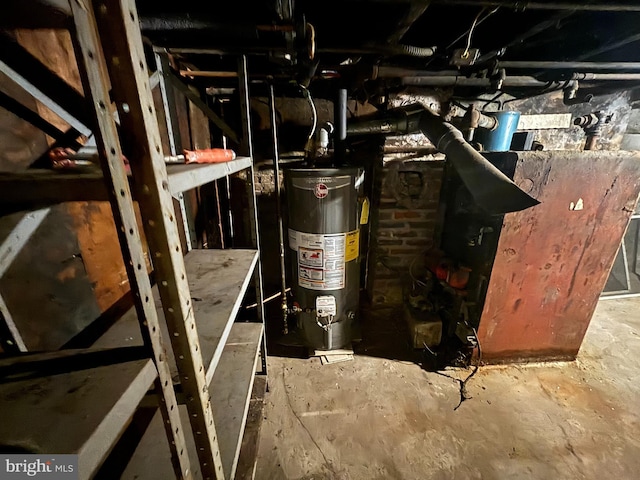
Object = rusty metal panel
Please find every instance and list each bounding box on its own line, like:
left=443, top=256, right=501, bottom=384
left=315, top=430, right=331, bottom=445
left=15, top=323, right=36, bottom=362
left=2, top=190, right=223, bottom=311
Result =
left=477, top=151, right=640, bottom=362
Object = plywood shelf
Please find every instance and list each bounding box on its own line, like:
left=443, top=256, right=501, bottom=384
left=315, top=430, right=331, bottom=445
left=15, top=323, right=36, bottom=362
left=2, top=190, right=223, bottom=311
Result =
left=0, top=352, right=157, bottom=480
left=0, top=157, right=252, bottom=212
left=95, top=249, right=258, bottom=383
left=118, top=322, right=264, bottom=480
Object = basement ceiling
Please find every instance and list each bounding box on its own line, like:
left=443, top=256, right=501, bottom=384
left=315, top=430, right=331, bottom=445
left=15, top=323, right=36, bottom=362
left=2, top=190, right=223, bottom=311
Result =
left=134, top=0, right=640, bottom=66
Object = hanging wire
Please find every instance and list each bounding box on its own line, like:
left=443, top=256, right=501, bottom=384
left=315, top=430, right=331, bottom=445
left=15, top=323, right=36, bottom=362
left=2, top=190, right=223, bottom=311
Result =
left=462, top=6, right=500, bottom=58
left=299, top=84, right=317, bottom=142
left=454, top=326, right=483, bottom=411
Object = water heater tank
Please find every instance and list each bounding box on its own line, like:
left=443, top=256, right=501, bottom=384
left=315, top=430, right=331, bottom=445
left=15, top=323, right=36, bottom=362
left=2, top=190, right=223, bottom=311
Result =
left=285, top=167, right=364, bottom=350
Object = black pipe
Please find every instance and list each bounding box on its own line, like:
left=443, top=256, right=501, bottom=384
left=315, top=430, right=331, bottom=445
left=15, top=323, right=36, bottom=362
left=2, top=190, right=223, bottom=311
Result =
left=268, top=84, right=289, bottom=334
left=335, top=88, right=348, bottom=161
left=418, top=109, right=539, bottom=213
left=401, top=76, right=551, bottom=87
left=499, top=61, right=640, bottom=71
left=431, top=0, right=640, bottom=11
left=575, top=73, right=640, bottom=81
left=375, top=66, right=460, bottom=78
left=400, top=74, right=640, bottom=87
left=347, top=105, right=540, bottom=213
left=318, top=45, right=436, bottom=57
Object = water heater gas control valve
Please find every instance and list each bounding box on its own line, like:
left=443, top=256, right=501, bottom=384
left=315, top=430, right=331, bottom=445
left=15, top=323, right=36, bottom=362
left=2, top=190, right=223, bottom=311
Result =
left=316, top=295, right=337, bottom=318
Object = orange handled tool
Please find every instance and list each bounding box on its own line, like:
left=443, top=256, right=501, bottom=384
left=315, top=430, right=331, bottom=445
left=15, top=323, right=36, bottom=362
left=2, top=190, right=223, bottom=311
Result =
left=182, top=148, right=236, bottom=164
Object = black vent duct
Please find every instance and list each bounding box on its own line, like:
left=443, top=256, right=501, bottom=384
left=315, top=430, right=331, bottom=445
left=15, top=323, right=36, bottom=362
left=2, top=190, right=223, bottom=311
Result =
left=347, top=104, right=540, bottom=214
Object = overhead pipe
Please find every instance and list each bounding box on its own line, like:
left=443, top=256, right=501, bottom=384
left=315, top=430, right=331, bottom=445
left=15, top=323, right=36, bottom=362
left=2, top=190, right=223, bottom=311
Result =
left=498, top=61, right=640, bottom=71
left=401, top=76, right=554, bottom=87
left=348, top=104, right=540, bottom=213
left=430, top=0, right=640, bottom=12
left=392, top=44, right=437, bottom=57
left=573, top=73, right=640, bottom=81
left=383, top=72, right=640, bottom=87
left=419, top=108, right=539, bottom=213
left=318, top=44, right=436, bottom=57
left=335, top=88, right=348, bottom=161
left=374, top=66, right=460, bottom=78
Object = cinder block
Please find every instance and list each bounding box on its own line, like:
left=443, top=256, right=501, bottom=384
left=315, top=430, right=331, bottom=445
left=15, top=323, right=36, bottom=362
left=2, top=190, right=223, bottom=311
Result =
left=404, top=306, right=442, bottom=348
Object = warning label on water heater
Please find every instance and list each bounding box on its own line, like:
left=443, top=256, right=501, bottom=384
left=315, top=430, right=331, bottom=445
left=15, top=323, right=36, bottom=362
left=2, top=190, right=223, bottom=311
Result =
left=289, top=229, right=358, bottom=291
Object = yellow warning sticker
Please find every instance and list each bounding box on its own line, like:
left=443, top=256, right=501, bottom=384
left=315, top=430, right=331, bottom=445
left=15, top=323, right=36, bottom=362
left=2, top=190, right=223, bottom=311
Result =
left=360, top=197, right=370, bottom=225
left=345, top=229, right=360, bottom=262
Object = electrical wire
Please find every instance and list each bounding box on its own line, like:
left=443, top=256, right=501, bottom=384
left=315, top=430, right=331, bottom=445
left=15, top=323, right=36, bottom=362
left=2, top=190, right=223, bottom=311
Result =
left=482, top=91, right=505, bottom=109
left=299, top=84, right=317, bottom=142
left=462, top=6, right=500, bottom=59
left=454, top=326, right=482, bottom=411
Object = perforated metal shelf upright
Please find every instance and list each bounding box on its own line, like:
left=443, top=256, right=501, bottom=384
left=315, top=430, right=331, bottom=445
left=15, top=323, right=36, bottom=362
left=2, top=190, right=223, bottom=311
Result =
left=0, top=0, right=267, bottom=478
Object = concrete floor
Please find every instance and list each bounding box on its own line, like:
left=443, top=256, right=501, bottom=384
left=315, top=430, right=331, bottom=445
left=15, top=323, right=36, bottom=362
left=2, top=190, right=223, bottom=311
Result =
left=255, top=297, right=640, bottom=480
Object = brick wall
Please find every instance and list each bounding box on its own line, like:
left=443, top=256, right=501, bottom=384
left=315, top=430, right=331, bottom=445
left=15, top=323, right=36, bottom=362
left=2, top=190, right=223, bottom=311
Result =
left=369, top=157, right=444, bottom=305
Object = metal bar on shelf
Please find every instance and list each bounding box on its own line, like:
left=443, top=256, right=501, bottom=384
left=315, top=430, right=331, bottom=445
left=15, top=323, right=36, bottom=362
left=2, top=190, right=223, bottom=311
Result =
left=0, top=91, right=82, bottom=148
left=0, top=32, right=92, bottom=135
left=69, top=3, right=192, bottom=479
left=90, top=1, right=224, bottom=478
left=0, top=59, right=91, bottom=137
left=0, top=208, right=50, bottom=277
left=155, top=52, right=183, bottom=157
left=154, top=51, right=195, bottom=252
left=238, top=55, right=267, bottom=376
left=0, top=203, right=41, bottom=350
left=0, top=294, right=27, bottom=352
left=149, top=70, right=160, bottom=90
left=0, top=204, right=42, bottom=350
left=267, top=84, right=288, bottom=335
left=167, top=73, right=240, bottom=144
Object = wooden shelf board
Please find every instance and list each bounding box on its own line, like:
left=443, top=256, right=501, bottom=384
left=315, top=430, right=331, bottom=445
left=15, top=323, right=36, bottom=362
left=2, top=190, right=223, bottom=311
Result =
left=119, top=322, right=263, bottom=480
left=94, top=249, right=258, bottom=383
left=0, top=157, right=251, bottom=210
left=0, top=355, right=156, bottom=480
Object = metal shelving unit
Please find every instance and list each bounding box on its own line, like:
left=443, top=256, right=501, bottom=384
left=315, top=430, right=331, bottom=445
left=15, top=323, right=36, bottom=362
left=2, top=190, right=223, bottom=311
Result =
left=0, top=158, right=253, bottom=213
left=95, top=249, right=260, bottom=384
left=0, top=0, right=266, bottom=479
left=0, top=352, right=156, bottom=479
left=113, top=322, right=264, bottom=480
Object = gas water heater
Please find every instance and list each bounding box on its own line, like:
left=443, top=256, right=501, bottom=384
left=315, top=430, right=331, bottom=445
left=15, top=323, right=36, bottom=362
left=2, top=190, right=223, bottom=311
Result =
left=285, top=167, right=364, bottom=350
